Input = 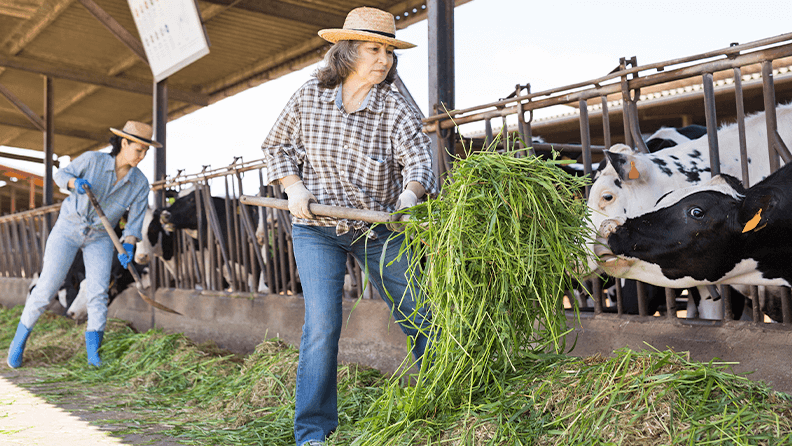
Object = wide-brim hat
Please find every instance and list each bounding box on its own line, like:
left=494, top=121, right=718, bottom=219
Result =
left=318, top=7, right=415, bottom=50
left=110, top=120, right=163, bottom=148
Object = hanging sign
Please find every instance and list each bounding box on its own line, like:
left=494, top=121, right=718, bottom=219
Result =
left=127, top=0, right=210, bottom=82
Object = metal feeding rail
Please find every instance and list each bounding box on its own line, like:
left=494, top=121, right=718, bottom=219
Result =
left=2, top=33, right=792, bottom=327
left=423, top=32, right=792, bottom=325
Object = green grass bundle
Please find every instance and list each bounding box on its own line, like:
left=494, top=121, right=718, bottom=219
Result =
left=359, top=136, right=592, bottom=437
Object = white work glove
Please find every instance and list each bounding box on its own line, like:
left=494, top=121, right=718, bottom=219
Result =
left=387, top=189, right=418, bottom=232
left=285, top=180, right=317, bottom=219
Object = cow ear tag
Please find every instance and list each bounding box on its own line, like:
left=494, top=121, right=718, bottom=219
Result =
left=628, top=161, right=640, bottom=179
left=742, top=209, right=762, bottom=233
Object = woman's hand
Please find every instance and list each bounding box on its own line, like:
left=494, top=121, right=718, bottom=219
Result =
left=387, top=189, right=418, bottom=232
left=118, top=243, right=135, bottom=268
left=73, top=178, right=92, bottom=194
left=285, top=180, right=317, bottom=219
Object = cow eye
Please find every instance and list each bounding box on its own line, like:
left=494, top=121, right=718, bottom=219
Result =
left=602, top=193, right=614, bottom=202
left=689, top=207, right=704, bottom=219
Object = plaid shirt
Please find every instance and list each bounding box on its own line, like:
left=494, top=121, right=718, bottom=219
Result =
left=262, top=77, right=437, bottom=236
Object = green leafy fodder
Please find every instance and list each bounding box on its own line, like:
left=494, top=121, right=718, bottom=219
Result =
left=3, top=304, right=792, bottom=445
left=362, top=137, right=593, bottom=435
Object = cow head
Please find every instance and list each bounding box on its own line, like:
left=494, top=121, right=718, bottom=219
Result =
left=597, top=168, right=791, bottom=288
left=160, top=190, right=198, bottom=233
left=603, top=175, right=744, bottom=285
left=583, top=136, right=717, bottom=277
left=584, top=144, right=657, bottom=275
left=135, top=207, right=174, bottom=265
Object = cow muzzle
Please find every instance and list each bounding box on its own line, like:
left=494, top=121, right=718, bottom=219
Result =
left=160, top=210, right=176, bottom=232
left=593, top=217, right=632, bottom=277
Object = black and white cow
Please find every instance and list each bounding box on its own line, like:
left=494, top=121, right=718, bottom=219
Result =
left=583, top=104, right=791, bottom=318
left=585, top=104, right=792, bottom=275
left=135, top=188, right=274, bottom=293
left=597, top=161, right=792, bottom=290
left=644, top=124, right=708, bottom=152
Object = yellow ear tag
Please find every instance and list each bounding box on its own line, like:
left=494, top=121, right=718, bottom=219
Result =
left=628, top=161, right=640, bottom=179
left=742, top=209, right=762, bottom=233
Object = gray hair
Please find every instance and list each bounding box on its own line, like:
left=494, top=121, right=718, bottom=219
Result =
left=315, top=40, right=398, bottom=89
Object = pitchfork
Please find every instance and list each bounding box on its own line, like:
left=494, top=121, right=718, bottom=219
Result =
left=83, top=186, right=181, bottom=315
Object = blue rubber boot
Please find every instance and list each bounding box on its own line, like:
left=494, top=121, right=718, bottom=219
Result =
left=7, top=323, right=32, bottom=369
left=85, top=331, right=104, bottom=367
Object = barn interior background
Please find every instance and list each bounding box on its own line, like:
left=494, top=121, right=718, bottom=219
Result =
left=1, top=0, right=792, bottom=390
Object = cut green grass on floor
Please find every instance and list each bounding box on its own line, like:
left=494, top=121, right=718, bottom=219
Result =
left=2, top=139, right=792, bottom=445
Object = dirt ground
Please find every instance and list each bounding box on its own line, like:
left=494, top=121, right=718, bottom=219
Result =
left=1, top=364, right=185, bottom=446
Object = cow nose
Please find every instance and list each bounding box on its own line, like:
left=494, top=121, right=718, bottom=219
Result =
left=599, top=217, right=625, bottom=239
left=135, top=253, right=149, bottom=264
left=160, top=210, right=171, bottom=224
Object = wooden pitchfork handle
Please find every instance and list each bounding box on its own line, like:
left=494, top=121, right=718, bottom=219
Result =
left=239, top=195, right=407, bottom=224
left=83, top=186, right=181, bottom=315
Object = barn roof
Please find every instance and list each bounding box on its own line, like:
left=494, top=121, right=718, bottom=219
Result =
left=0, top=0, right=470, bottom=159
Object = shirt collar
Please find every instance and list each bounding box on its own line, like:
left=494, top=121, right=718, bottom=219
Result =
left=102, top=152, right=115, bottom=172
left=331, top=83, right=385, bottom=114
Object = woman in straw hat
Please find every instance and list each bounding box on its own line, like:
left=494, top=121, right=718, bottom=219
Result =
left=7, top=120, right=159, bottom=369
left=261, top=6, right=436, bottom=446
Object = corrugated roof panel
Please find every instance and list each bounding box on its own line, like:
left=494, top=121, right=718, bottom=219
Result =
left=19, top=4, right=135, bottom=72
left=0, top=70, right=45, bottom=114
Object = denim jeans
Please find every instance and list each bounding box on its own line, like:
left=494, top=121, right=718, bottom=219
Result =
left=291, top=224, right=431, bottom=446
left=20, top=218, right=114, bottom=333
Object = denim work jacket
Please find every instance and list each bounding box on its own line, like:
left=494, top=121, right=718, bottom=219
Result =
left=53, top=151, right=149, bottom=241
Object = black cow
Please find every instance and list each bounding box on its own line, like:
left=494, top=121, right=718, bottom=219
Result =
left=136, top=188, right=276, bottom=293
left=597, top=162, right=792, bottom=318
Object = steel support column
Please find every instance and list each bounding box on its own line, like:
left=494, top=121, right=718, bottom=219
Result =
left=43, top=76, right=54, bottom=206
left=427, top=0, right=455, bottom=180
left=153, top=79, right=167, bottom=208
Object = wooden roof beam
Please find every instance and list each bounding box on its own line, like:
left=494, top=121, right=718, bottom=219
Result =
left=76, top=0, right=148, bottom=65
left=0, top=82, right=45, bottom=131
left=200, top=0, right=345, bottom=28
left=0, top=0, right=39, bottom=19
left=1, top=0, right=74, bottom=55
left=0, top=54, right=209, bottom=106
left=0, top=114, right=107, bottom=142
left=0, top=150, right=59, bottom=167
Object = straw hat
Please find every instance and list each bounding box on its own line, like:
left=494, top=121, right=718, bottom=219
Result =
left=110, top=121, right=163, bottom=148
left=318, top=7, right=415, bottom=49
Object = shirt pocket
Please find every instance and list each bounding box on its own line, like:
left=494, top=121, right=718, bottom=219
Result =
left=355, top=154, right=399, bottom=202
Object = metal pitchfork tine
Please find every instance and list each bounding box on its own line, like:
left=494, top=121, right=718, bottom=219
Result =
left=83, top=185, right=181, bottom=315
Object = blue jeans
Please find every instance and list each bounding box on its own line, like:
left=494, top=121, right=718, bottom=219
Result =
left=20, top=218, right=114, bottom=333
left=291, top=224, right=432, bottom=446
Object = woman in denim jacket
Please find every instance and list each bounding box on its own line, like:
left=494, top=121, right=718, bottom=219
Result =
left=6, top=120, right=160, bottom=368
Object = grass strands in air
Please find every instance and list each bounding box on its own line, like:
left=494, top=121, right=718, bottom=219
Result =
left=359, top=132, right=593, bottom=433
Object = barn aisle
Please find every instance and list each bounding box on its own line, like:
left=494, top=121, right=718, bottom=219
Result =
left=0, top=374, right=124, bottom=445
